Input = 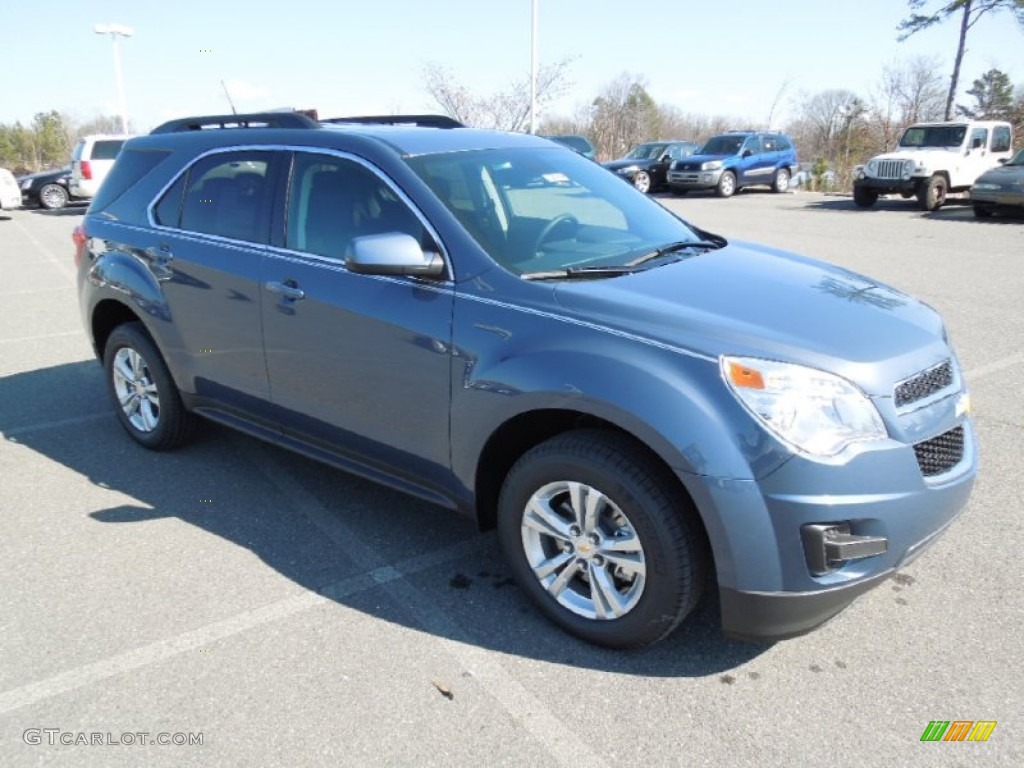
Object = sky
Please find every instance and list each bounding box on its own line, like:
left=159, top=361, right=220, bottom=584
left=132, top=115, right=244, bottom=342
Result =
left=1, top=0, right=1022, bottom=133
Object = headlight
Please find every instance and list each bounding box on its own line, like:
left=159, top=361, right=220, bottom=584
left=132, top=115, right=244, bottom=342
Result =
left=721, top=356, right=887, bottom=457
left=20, top=179, right=33, bottom=190
left=618, top=165, right=639, bottom=175
left=903, top=159, right=915, bottom=175
left=972, top=182, right=1000, bottom=191
left=701, top=160, right=723, bottom=171
left=866, top=160, right=877, bottom=175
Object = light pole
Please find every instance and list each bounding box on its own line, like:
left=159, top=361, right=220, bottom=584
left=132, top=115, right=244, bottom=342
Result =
left=94, top=23, right=134, bottom=134
left=529, top=0, right=538, bottom=134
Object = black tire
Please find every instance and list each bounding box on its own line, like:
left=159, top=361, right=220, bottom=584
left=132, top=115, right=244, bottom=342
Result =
left=715, top=171, right=736, bottom=198
left=670, top=187, right=688, bottom=196
left=853, top=186, right=878, bottom=208
left=918, top=175, right=947, bottom=211
left=771, top=167, right=790, bottom=193
left=972, top=204, right=993, bottom=219
left=899, top=190, right=915, bottom=199
left=497, top=429, right=707, bottom=649
left=38, top=183, right=69, bottom=210
left=632, top=171, right=652, bottom=194
left=103, top=322, right=194, bottom=450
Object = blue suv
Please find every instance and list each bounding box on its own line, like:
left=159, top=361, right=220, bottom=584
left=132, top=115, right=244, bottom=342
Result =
left=667, top=131, right=798, bottom=197
left=74, top=112, right=974, bottom=648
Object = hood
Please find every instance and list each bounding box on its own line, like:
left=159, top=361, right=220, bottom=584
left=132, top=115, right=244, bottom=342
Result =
left=871, top=147, right=957, bottom=162
left=552, top=241, right=948, bottom=396
left=975, top=163, right=1024, bottom=184
left=679, top=153, right=733, bottom=164
left=602, top=158, right=658, bottom=171
left=17, top=167, right=70, bottom=183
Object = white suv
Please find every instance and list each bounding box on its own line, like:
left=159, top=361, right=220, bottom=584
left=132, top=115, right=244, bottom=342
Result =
left=70, top=134, right=134, bottom=200
left=853, top=120, right=1013, bottom=211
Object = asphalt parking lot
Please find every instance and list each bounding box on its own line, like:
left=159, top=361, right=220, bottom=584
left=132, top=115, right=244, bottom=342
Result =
left=1, top=192, right=1021, bottom=767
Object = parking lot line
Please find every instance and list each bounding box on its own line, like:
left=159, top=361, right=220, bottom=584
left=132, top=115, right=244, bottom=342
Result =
left=0, top=330, right=84, bottom=345
left=8, top=216, right=76, bottom=284
left=237, top=439, right=602, bottom=766
left=0, top=536, right=482, bottom=717
left=2, top=412, right=111, bottom=439
left=964, top=353, right=1024, bottom=383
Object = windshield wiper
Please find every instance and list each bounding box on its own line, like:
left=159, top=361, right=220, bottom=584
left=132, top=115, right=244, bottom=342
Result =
left=521, top=265, right=640, bottom=281
left=627, top=240, right=721, bottom=267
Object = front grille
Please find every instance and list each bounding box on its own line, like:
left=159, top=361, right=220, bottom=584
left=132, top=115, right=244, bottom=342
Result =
left=875, top=160, right=905, bottom=179
left=676, top=162, right=699, bottom=172
left=914, top=426, right=964, bottom=477
left=895, top=360, right=953, bottom=407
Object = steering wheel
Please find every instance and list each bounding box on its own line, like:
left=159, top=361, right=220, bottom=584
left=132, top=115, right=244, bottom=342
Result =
left=532, top=214, right=579, bottom=255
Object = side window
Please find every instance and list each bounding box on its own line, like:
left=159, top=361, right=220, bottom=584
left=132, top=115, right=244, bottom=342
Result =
left=992, top=126, right=1012, bottom=153
left=178, top=151, right=273, bottom=243
left=92, top=140, right=125, bottom=161
left=742, top=136, right=763, bottom=155
left=286, top=153, right=426, bottom=260
left=154, top=173, right=187, bottom=227
left=969, top=128, right=988, bottom=150
left=776, top=135, right=793, bottom=151
left=762, top=136, right=777, bottom=152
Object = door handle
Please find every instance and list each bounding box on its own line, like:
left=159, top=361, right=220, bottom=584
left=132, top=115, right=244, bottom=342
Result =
left=266, top=280, right=305, bottom=301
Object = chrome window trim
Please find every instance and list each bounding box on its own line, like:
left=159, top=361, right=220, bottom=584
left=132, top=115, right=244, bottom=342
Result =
left=145, top=144, right=453, bottom=281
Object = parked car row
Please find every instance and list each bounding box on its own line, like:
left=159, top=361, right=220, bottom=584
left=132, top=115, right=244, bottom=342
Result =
left=6, top=133, right=133, bottom=211
left=853, top=119, right=1016, bottom=216
left=601, top=131, right=799, bottom=198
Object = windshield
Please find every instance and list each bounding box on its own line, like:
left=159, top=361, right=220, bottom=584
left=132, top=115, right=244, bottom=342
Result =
left=698, top=135, right=745, bottom=156
left=406, top=147, right=705, bottom=275
left=1007, top=149, right=1024, bottom=166
left=624, top=143, right=667, bottom=160
left=899, top=125, right=967, bottom=149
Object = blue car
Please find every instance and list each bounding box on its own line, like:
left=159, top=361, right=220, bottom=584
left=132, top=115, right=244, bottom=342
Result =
left=667, top=131, right=798, bottom=197
left=74, top=112, right=974, bottom=648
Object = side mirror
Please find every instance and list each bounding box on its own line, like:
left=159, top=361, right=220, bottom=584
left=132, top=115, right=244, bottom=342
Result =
left=997, top=157, right=1008, bottom=165
left=659, top=153, right=671, bottom=162
left=741, top=149, right=753, bottom=158
left=346, top=233, right=445, bottom=278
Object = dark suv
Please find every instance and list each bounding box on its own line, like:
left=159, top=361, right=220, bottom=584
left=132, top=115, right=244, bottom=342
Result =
left=667, top=131, right=798, bottom=197
left=75, top=112, right=975, bottom=649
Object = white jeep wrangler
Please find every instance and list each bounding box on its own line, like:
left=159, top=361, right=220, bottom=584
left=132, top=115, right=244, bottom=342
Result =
left=853, top=120, right=1013, bottom=211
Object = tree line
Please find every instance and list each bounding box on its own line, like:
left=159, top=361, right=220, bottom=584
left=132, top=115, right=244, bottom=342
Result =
left=0, top=112, right=121, bottom=175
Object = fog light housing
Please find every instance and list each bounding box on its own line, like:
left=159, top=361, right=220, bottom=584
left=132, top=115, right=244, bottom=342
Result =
left=801, top=522, right=888, bottom=576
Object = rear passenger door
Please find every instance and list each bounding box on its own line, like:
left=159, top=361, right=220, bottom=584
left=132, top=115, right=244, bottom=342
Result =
left=260, top=151, right=454, bottom=488
left=150, top=149, right=281, bottom=415
left=737, top=136, right=770, bottom=185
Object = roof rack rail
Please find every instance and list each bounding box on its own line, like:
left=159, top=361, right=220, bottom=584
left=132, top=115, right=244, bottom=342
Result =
left=151, top=112, right=319, bottom=134
left=321, top=114, right=465, bottom=129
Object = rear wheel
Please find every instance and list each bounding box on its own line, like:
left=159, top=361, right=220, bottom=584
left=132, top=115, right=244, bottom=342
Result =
left=918, top=175, right=947, bottom=211
left=715, top=171, right=737, bottom=198
left=853, top=187, right=878, bottom=208
left=103, top=323, right=194, bottom=450
left=38, top=183, right=68, bottom=210
left=497, top=430, right=707, bottom=648
left=772, top=167, right=790, bottom=193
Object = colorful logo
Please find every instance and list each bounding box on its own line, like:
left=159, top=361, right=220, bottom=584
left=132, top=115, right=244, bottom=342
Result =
left=920, top=721, right=997, bottom=742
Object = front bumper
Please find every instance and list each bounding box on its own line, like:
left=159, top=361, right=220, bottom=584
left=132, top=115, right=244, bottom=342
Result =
left=667, top=168, right=724, bottom=190
left=682, top=408, right=977, bottom=642
left=970, top=190, right=1024, bottom=208
left=854, top=177, right=920, bottom=195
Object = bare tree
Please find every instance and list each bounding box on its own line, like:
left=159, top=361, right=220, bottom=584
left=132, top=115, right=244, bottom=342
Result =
left=872, top=57, right=945, bottom=148
left=422, top=59, right=572, bottom=132
left=897, top=0, right=1024, bottom=120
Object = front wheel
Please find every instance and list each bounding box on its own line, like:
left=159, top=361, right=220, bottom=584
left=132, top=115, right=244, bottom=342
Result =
left=715, top=171, right=737, bottom=198
left=918, top=175, right=947, bottom=211
left=853, top=186, right=878, bottom=208
left=632, top=171, right=652, bottom=194
left=103, top=322, right=194, bottom=450
left=497, top=430, right=707, bottom=648
left=772, top=167, right=790, bottom=193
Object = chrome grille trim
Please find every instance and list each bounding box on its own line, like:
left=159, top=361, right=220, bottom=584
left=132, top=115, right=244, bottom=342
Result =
left=895, top=360, right=954, bottom=408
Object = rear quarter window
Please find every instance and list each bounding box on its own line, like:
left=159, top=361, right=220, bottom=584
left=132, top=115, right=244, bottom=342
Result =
left=92, top=140, right=126, bottom=160
left=88, top=148, right=171, bottom=213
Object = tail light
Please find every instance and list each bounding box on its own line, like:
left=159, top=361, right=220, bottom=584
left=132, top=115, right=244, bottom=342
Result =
left=72, top=224, right=88, bottom=268
left=80, top=161, right=93, bottom=180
